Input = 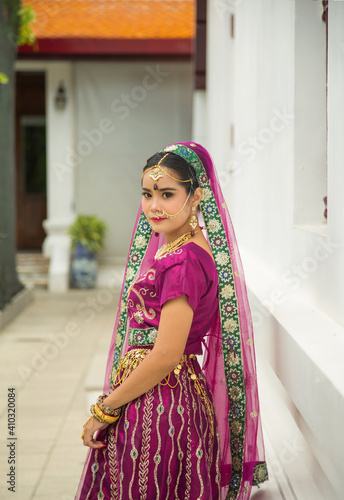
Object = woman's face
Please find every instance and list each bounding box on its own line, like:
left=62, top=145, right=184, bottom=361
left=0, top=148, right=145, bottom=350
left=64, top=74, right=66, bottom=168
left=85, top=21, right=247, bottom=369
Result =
left=141, top=166, right=197, bottom=241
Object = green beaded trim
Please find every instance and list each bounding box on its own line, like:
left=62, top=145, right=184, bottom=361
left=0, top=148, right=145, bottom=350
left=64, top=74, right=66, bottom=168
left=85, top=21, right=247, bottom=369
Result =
left=128, top=327, right=158, bottom=347
left=161, top=143, right=247, bottom=499
left=253, top=462, right=269, bottom=486
left=110, top=212, right=152, bottom=387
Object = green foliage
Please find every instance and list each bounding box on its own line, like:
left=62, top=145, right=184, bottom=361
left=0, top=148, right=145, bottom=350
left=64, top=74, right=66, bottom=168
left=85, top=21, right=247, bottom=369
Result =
left=68, top=215, right=108, bottom=253
left=17, top=5, right=36, bottom=46
left=0, top=4, right=36, bottom=84
left=0, top=72, right=9, bottom=84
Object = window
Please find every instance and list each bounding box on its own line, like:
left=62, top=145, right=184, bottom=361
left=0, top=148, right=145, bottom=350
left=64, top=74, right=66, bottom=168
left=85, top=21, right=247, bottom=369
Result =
left=20, top=115, right=47, bottom=195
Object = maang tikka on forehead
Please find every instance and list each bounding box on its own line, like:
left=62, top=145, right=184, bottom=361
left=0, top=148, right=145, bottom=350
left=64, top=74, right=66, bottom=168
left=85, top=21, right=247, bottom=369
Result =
left=142, top=153, right=193, bottom=185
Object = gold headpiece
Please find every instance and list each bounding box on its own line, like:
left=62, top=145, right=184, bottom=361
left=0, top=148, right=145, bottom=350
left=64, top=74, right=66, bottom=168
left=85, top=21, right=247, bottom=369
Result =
left=142, top=153, right=193, bottom=184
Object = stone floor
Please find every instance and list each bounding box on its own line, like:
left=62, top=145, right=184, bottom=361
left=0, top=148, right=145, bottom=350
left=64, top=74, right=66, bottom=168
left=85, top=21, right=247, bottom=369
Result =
left=16, top=252, right=50, bottom=289
left=0, top=287, right=298, bottom=500
left=0, top=288, right=117, bottom=500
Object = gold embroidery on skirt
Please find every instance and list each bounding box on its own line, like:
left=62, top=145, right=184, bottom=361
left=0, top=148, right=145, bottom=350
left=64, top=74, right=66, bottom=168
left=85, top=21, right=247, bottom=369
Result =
left=111, top=349, right=214, bottom=437
left=138, top=388, right=154, bottom=497
left=153, top=385, right=163, bottom=495
left=111, top=349, right=151, bottom=387
left=85, top=449, right=99, bottom=500
left=185, top=356, right=215, bottom=437
left=108, top=424, right=119, bottom=499
left=184, top=379, right=193, bottom=499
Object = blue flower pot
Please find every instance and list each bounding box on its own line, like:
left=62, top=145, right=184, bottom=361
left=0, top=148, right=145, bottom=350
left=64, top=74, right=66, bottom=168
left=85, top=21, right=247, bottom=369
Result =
left=71, top=243, right=97, bottom=289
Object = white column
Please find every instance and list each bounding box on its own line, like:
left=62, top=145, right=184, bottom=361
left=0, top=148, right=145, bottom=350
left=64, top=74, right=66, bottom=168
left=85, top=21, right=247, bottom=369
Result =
left=42, top=62, right=76, bottom=292
left=328, top=2, right=344, bottom=278
left=192, top=89, right=207, bottom=146
left=206, top=0, right=236, bottom=186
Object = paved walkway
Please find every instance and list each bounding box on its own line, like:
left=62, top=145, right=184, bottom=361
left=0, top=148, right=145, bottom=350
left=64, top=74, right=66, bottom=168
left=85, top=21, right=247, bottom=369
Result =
left=0, top=288, right=118, bottom=500
left=0, top=287, right=301, bottom=500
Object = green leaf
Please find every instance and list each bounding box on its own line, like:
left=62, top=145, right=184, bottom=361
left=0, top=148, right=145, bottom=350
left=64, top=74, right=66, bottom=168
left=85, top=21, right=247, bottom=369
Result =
left=68, top=215, right=108, bottom=253
left=17, top=6, right=36, bottom=47
left=0, top=73, right=9, bottom=84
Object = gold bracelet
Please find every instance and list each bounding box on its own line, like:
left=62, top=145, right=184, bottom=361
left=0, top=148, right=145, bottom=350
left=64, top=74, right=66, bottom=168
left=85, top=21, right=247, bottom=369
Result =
left=92, top=404, right=120, bottom=424
left=80, top=416, right=93, bottom=439
left=96, top=394, right=122, bottom=418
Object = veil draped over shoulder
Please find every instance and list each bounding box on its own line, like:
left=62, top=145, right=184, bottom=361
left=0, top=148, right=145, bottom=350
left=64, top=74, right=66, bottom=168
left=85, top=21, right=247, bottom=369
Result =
left=98, top=142, right=268, bottom=499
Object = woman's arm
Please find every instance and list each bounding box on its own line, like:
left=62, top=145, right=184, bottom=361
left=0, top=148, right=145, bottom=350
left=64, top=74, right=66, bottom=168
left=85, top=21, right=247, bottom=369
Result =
left=82, top=294, right=193, bottom=448
left=103, top=294, right=194, bottom=409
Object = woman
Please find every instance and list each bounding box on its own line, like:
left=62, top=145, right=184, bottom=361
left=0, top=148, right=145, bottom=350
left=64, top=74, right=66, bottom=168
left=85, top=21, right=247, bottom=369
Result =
left=76, top=142, right=268, bottom=500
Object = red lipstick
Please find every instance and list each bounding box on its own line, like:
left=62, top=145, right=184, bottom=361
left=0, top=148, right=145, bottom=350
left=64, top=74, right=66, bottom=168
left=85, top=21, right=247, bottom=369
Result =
left=151, top=217, right=166, bottom=222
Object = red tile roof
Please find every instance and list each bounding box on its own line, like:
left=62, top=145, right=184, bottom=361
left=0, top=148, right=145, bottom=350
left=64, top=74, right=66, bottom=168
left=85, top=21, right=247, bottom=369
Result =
left=23, top=0, right=195, bottom=39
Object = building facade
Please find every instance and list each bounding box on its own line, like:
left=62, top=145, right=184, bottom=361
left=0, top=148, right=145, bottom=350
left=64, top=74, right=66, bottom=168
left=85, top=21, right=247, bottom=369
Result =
left=197, top=1, right=343, bottom=498
left=17, top=0, right=195, bottom=291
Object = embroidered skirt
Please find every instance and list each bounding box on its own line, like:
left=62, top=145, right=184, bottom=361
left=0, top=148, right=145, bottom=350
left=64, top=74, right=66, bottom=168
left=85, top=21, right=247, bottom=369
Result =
left=76, top=348, right=221, bottom=500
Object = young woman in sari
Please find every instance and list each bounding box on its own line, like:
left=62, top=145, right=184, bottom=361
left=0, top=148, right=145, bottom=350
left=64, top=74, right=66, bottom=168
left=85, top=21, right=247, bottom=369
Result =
left=76, top=142, right=268, bottom=500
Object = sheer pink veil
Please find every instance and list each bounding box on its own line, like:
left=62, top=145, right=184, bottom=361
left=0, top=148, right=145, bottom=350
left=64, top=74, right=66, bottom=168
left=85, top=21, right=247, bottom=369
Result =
left=193, top=144, right=267, bottom=498
left=99, top=142, right=267, bottom=499
left=103, top=204, right=158, bottom=391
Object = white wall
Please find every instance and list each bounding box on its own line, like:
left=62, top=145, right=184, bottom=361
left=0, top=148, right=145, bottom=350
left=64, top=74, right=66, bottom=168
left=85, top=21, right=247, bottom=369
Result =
left=74, top=61, right=193, bottom=265
left=15, top=59, right=192, bottom=287
left=15, top=60, right=76, bottom=291
left=205, top=1, right=344, bottom=498
left=293, top=0, right=327, bottom=227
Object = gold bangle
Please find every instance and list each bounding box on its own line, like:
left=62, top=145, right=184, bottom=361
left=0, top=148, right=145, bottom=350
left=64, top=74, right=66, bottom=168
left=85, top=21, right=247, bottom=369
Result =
left=97, top=394, right=122, bottom=418
left=80, top=416, right=92, bottom=439
left=93, top=404, right=119, bottom=424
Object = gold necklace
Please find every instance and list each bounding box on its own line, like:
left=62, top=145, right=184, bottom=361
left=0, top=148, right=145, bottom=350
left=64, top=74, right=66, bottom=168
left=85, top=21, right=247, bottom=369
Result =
left=155, top=229, right=198, bottom=260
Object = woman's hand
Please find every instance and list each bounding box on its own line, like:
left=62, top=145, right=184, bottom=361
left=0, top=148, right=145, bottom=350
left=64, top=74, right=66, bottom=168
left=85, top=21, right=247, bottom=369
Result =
left=82, top=417, right=109, bottom=449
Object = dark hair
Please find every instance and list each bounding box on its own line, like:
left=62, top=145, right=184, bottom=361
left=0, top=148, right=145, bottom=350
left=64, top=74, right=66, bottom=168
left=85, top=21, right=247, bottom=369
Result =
left=142, top=152, right=199, bottom=194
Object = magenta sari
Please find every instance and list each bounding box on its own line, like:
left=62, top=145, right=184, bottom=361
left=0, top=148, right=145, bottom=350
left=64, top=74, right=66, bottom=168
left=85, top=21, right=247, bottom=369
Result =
left=75, top=142, right=268, bottom=500
left=77, top=243, right=221, bottom=499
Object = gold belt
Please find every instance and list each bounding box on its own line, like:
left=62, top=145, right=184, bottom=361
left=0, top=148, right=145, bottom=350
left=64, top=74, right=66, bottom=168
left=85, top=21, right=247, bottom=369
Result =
left=111, top=348, right=214, bottom=436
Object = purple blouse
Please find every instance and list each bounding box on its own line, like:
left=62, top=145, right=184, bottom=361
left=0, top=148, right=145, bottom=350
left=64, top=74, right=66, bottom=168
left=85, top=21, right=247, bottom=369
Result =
left=127, top=242, right=219, bottom=355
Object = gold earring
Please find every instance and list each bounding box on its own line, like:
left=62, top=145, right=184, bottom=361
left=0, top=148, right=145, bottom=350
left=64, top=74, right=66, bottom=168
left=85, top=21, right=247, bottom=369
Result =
left=189, top=206, right=197, bottom=231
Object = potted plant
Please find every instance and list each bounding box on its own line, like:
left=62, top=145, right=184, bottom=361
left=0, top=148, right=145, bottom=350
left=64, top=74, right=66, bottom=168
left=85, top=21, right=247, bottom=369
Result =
left=68, top=215, right=108, bottom=289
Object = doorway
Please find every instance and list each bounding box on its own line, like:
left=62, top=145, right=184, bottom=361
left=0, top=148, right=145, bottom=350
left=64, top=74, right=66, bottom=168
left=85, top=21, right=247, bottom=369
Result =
left=15, top=71, right=47, bottom=249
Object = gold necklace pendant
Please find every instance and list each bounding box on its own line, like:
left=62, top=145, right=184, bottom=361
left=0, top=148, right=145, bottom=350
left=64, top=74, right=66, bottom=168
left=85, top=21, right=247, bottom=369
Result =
left=155, top=230, right=198, bottom=260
